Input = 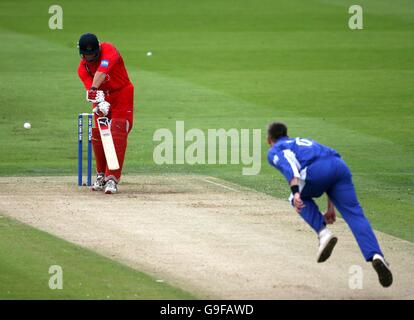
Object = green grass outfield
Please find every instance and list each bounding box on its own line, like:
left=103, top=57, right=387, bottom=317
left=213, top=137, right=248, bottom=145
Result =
left=0, top=0, right=413, bottom=297
left=0, top=214, right=195, bottom=299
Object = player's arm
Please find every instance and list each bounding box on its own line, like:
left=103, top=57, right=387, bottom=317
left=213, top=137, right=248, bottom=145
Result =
left=91, top=71, right=107, bottom=90
left=88, top=46, right=119, bottom=97
left=267, top=151, right=299, bottom=183
left=324, top=197, right=336, bottom=224
left=290, top=177, right=305, bottom=214
left=92, top=44, right=120, bottom=89
left=78, top=64, right=102, bottom=101
left=79, top=65, right=109, bottom=115
left=268, top=151, right=304, bottom=213
left=78, top=65, right=93, bottom=90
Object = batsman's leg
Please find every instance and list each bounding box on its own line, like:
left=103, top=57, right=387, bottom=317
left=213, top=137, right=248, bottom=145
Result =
left=104, top=118, right=129, bottom=183
left=87, top=114, right=93, bottom=186
left=91, top=127, right=107, bottom=191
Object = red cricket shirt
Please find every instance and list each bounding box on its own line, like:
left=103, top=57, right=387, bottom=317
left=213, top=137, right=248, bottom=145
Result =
left=77, top=42, right=132, bottom=92
left=78, top=42, right=134, bottom=124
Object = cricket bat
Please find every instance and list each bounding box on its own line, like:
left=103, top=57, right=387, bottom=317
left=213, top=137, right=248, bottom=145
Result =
left=97, top=117, right=120, bottom=170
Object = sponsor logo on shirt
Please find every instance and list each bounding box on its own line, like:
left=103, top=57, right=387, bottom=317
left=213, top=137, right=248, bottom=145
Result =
left=100, top=60, right=109, bottom=67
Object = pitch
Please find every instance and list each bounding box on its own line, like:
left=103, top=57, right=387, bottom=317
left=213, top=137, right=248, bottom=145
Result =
left=0, top=176, right=413, bottom=299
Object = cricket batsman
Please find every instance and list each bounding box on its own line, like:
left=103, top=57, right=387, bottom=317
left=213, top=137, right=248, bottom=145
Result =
left=77, top=33, right=134, bottom=194
left=267, top=122, right=393, bottom=287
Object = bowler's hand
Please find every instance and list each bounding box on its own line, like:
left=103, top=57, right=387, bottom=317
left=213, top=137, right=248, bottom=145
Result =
left=324, top=208, right=336, bottom=224
left=293, top=193, right=305, bottom=214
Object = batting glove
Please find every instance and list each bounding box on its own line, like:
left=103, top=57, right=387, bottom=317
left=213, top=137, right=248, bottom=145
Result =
left=93, top=101, right=111, bottom=116
left=86, top=88, right=105, bottom=103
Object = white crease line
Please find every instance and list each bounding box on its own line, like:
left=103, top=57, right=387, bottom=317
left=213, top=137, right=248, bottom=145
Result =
left=201, top=178, right=239, bottom=192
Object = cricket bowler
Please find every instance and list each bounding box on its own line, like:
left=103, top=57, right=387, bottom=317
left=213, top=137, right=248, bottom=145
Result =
left=267, top=122, right=393, bottom=288
left=77, top=33, right=134, bottom=194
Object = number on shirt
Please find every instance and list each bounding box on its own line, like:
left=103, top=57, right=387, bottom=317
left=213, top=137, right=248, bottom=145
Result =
left=295, top=138, right=313, bottom=146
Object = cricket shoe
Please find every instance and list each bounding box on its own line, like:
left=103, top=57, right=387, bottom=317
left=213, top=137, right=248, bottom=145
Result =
left=372, top=254, right=393, bottom=288
left=104, top=179, right=118, bottom=194
left=317, top=228, right=338, bottom=263
left=91, top=173, right=105, bottom=191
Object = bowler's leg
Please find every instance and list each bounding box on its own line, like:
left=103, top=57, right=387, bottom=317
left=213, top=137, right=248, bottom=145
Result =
left=299, top=199, right=326, bottom=233
left=300, top=198, right=338, bottom=262
left=328, top=178, right=383, bottom=261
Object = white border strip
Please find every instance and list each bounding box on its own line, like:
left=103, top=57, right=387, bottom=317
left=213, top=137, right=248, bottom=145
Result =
left=202, top=178, right=239, bottom=192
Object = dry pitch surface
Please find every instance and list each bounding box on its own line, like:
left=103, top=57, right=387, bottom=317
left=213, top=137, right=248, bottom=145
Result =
left=0, top=175, right=413, bottom=299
